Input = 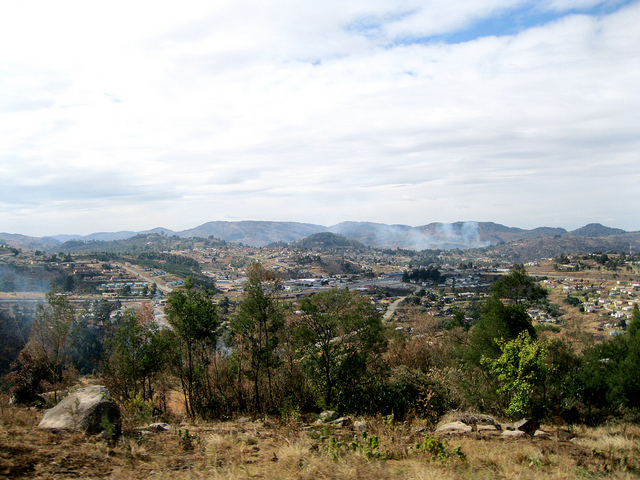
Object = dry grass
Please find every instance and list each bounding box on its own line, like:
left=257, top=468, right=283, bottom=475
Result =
left=2, top=401, right=640, bottom=479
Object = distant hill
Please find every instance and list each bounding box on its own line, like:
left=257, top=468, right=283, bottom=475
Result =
left=569, top=223, right=627, bottom=237
left=0, top=233, right=60, bottom=250
left=1, top=220, right=634, bottom=253
left=179, top=221, right=326, bottom=246
left=474, top=232, right=640, bottom=263
left=292, top=232, right=368, bottom=252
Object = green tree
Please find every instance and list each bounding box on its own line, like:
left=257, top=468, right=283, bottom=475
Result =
left=102, top=303, right=172, bottom=404
left=573, top=305, right=640, bottom=421
left=231, top=262, right=284, bottom=413
left=165, top=277, right=220, bottom=418
left=490, top=266, right=547, bottom=305
left=481, top=331, right=547, bottom=419
left=468, top=296, right=536, bottom=361
left=295, top=288, right=386, bottom=410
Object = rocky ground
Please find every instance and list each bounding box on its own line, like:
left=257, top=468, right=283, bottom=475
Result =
left=2, top=400, right=640, bottom=480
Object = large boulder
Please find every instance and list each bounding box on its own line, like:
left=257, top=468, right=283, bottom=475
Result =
left=38, top=386, right=121, bottom=436
left=435, top=421, right=473, bottom=435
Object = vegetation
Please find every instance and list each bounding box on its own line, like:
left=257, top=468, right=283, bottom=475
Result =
left=166, top=277, right=220, bottom=418
left=295, top=288, right=386, bottom=410
left=1, top=242, right=640, bottom=478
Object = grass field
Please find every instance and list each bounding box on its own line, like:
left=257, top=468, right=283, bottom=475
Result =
left=2, top=396, right=639, bottom=480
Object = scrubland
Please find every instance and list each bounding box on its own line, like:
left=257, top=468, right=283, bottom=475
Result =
left=2, top=395, right=640, bottom=480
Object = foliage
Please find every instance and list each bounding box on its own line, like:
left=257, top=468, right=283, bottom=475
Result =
left=166, top=277, right=220, bottom=418
left=414, top=436, right=466, bottom=462
left=294, top=288, right=387, bottom=411
left=467, top=296, right=536, bottom=362
left=101, top=304, right=173, bottom=405
left=230, top=263, right=284, bottom=413
left=570, top=305, right=640, bottom=423
left=402, top=266, right=441, bottom=284
left=490, top=265, right=548, bottom=305
left=367, top=366, right=449, bottom=422
left=0, top=308, right=28, bottom=380
left=292, top=232, right=367, bottom=253
left=481, top=331, right=547, bottom=419
left=7, top=288, right=77, bottom=401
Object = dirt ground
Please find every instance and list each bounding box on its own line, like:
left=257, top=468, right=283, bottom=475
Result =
left=2, top=402, right=640, bottom=480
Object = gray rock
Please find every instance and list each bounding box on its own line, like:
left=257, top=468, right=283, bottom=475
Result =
left=354, top=420, right=368, bottom=432
left=319, top=410, right=338, bottom=422
left=477, top=424, right=499, bottom=432
left=459, top=413, right=498, bottom=426
left=328, top=416, right=351, bottom=427
left=148, top=422, right=172, bottom=431
left=435, top=421, right=473, bottom=435
left=38, top=386, right=120, bottom=436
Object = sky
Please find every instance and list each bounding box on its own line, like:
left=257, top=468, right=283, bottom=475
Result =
left=1, top=0, right=639, bottom=237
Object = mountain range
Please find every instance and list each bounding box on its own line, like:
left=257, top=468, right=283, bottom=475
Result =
left=0, top=221, right=636, bottom=252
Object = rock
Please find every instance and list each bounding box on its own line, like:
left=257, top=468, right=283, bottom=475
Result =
left=513, top=418, right=540, bottom=435
left=148, top=422, right=172, bottom=431
left=38, top=386, right=120, bottom=436
left=435, top=421, right=473, bottom=435
left=459, top=413, right=498, bottom=426
left=477, top=424, right=499, bottom=433
left=328, top=416, right=351, bottom=427
left=354, top=420, right=368, bottom=432
left=501, top=429, right=526, bottom=438
left=319, top=410, right=338, bottom=422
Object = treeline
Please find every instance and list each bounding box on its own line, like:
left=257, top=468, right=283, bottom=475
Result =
left=292, top=232, right=368, bottom=253
left=4, top=264, right=640, bottom=427
left=402, top=266, right=441, bottom=284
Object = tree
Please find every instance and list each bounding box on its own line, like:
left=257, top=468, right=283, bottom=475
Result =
left=165, top=277, right=220, bottom=418
left=295, top=288, right=387, bottom=410
left=490, top=266, right=547, bottom=305
left=102, top=303, right=172, bottom=404
left=481, top=331, right=547, bottom=419
left=573, top=304, right=640, bottom=421
left=0, top=308, right=26, bottom=379
left=8, top=287, right=77, bottom=402
left=231, top=262, right=284, bottom=413
left=468, top=296, right=536, bottom=361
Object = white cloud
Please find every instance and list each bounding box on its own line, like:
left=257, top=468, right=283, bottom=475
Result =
left=0, top=1, right=638, bottom=235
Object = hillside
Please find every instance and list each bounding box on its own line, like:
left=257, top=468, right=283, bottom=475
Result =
left=179, top=221, right=326, bottom=246
left=1, top=221, right=634, bottom=253
left=474, top=232, right=640, bottom=263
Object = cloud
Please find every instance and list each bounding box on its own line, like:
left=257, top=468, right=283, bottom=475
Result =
left=0, top=1, right=638, bottom=235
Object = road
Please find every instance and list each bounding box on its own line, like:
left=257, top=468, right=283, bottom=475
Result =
left=116, top=263, right=173, bottom=294
left=383, top=296, right=406, bottom=321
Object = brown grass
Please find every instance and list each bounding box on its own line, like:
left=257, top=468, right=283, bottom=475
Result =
left=2, top=399, right=640, bottom=479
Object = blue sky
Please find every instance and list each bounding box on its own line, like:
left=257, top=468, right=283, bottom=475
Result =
left=0, top=0, right=638, bottom=236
